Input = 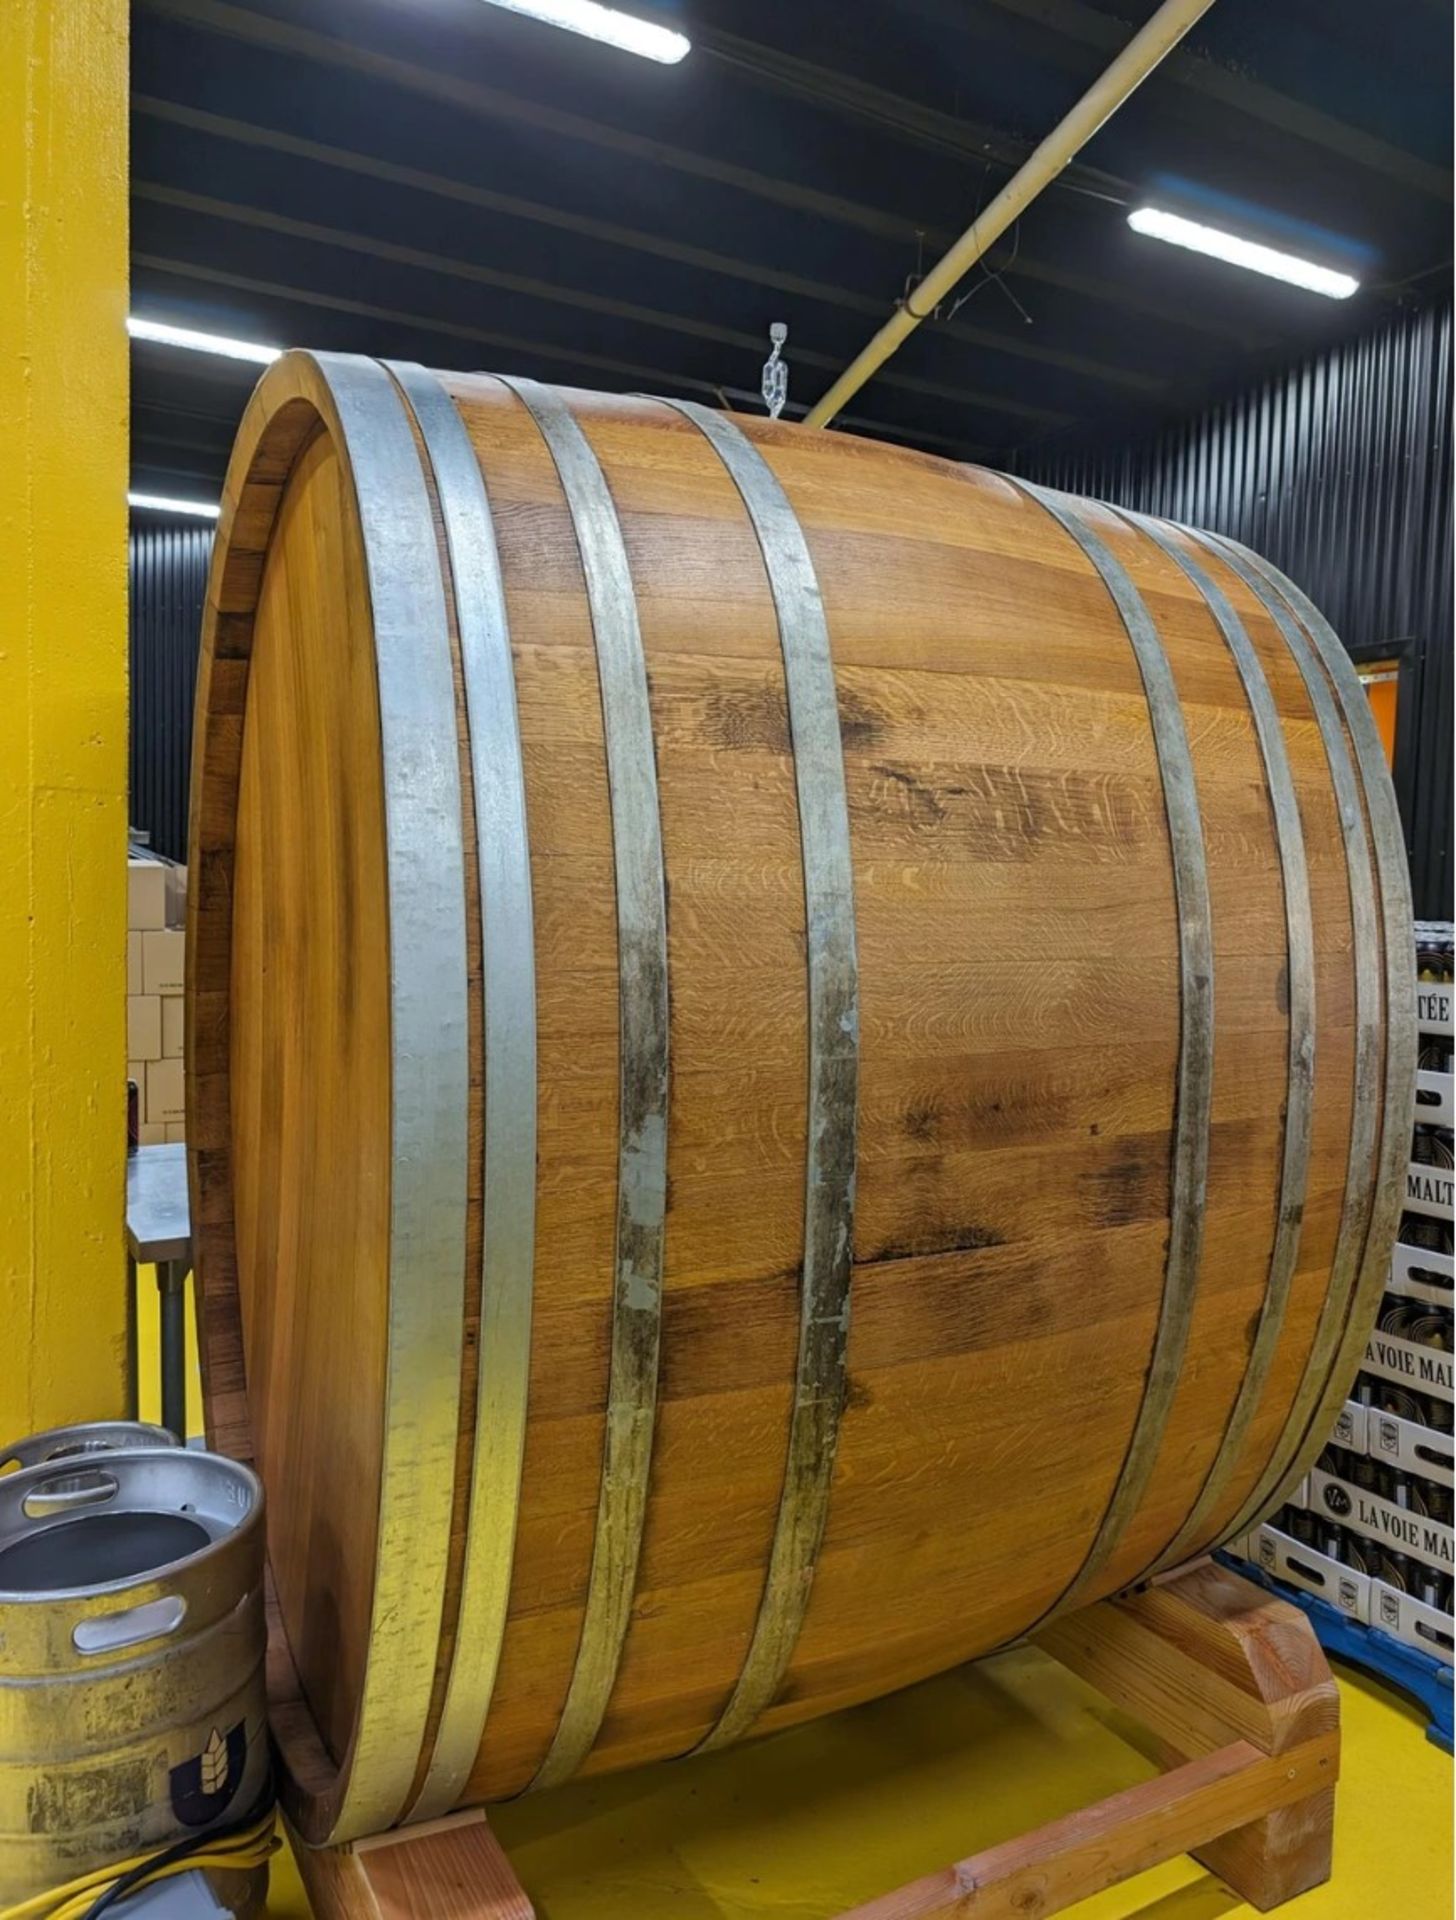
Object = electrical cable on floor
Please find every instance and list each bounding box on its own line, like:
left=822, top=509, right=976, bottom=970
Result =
left=0, top=1789, right=278, bottom=1920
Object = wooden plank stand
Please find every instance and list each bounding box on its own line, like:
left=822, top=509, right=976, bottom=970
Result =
left=290, top=1564, right=1337, bottom=1920
left=288, top=1810, right=534, bottom=1920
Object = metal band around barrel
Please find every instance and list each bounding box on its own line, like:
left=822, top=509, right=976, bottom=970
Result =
left=1012, top=481, right=1214, bottom=1624
left=1213, top=538, right=1416, bottom=1529
left=655, top=400, right=859, bottom=1755
left=311, top=354, right=471, bottom=1842
left=384, top=363, right=538, bottom=1819
left=1184, top=532, right=1386, bottom=1547
left=1117, top=513, right=1315, bottom=1571
left=501, top=378, right=670, bottom=1792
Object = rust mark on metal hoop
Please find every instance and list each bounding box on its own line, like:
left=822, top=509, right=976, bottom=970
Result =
left=653, top=399, right=859, bottom=1754
left=1200, top=535, right=1414, bottom=1543
left=1119, top=512, right=1315, bottom=1571
left=383, top=361, right=538, bottom=1820
left=1009, top=481, right=1214, bottom=1626
left=303, top=354, right=470, bottom=1844
left=501, top=377, right=670, bottom=1793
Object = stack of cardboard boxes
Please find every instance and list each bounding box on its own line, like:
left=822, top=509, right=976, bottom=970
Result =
left=127, top=849, right=187, bottom=1145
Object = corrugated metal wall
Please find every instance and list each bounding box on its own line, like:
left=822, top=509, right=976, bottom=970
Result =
left=129, top=523, right=211, bottom=862
left=1015, top=294, right=1453, bottom=918
left=129, top=297, right=1451, bottom=908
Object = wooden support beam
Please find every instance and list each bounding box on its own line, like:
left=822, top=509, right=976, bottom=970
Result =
left=289, top=1566, right=1337, bottom=1920
left=838, top=1735, right=1336, bottom=1918
left=289, top=1810, right=533, bottom=1920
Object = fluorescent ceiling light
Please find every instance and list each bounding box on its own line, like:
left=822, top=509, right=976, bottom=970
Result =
left=1127, top=207, right=1358, bottom=300
left=129, top=492, right=221, bottom=520
left=479, top=0, right=689, bottom=63
left=127, top=316, right=281, bottom=363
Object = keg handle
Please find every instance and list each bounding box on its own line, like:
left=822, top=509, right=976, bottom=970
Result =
left=73, top=1592, right=188, bottom=1655
left=2, top=1441, right=94, bottom=1474
left=21, top=1467, right=120, bottom=1519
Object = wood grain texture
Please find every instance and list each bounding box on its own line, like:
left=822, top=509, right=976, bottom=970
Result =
left=290, top=1568, right=1336, bottom=1920
left=839, top=1737, right=1335, bottom=1919
left=847, top=1562, right=1337, bottom=1918
left=1035, top=1559, right=1339, bottom=1760
left=1036, top=1560, right=1339, bottom=1911
left=188, top=358, right=1386, bottom=1826
left=232, top=423, right=391, bottom=1774
left=290, top=1811, right=533, bottom=1920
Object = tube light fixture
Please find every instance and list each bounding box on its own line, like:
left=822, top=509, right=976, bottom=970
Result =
left=1127, top=207, right=1358, bottom=300
left=478, top=0, right=689, bottom=63
left=128, top=492, right=222, bottom=520
left=127, top=316, right=281, bottom=363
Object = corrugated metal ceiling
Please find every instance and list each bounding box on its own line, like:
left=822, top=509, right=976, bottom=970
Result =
left=130, top=0, right=1452, bottom=495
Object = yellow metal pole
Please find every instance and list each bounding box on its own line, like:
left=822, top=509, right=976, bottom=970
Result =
left=803, top=0, right=1219, bottom=428
left=0, top=0, right=130, bottom=1431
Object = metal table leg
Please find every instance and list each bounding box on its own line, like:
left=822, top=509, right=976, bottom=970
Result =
left=158, top=1258, right=188, bottom=1441
left=125, top=1251, right=140, bottom=1421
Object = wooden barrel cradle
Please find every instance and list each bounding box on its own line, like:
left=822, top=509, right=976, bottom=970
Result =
left=186, top=351, right=1415, bottom=1847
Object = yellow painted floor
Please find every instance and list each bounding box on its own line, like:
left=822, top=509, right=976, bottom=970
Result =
left=139, top=1271, right=1452, bottom=1918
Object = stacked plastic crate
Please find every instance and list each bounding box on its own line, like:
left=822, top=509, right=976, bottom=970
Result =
left=1232, top=921, right=1454, bottom=1745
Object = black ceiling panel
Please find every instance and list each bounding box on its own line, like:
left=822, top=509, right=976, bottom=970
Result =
left=130, top=0, right=1453, bottom=495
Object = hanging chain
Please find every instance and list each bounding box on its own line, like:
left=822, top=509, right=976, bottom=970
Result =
left=761, top=322, right=789, bottom=419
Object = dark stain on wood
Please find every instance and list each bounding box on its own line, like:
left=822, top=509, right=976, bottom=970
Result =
left=836, top=686, right=884, bottom=749
left=701, top=685, right=792, bottom=754
left=904, top=1095, right=943, bottom=1143
left=871, top=762, right=947, bottom=827
left=858, top=1220, right=1008, bottom=1264
left=1082, top=1140, right=1162, bottom=1229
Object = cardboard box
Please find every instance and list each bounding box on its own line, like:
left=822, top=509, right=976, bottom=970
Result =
left=162, top=995, right=184, bottom=1060
left=1333, top=1399, right=1368, bottom=1452
left=127, top=994, right=162, bottom=1063
left=127, top=1058, right=145, bottom=1087
left=1406, top=1158, right=1454, bottom=1223
left=1364, top=1326, right=1454, bottom=1404
left=1390, top=1239, right=1454, bottom=1308
left=1367, top=1406, right=1454, bottom=1484
left=127, top=931, right=143, bottom=994
left=1415, top=1067, right=1455, bottom=1129
left=1250, top=1522, right=1371, bottom=1624
left=128, top=857, right=169, bottom=931
left=1417, top=980, right=1453, bottom=1036
left=145, top=1057, right=185, bottom=1126
left=164, top=1122, right=187, bottom=1144
left=1309, top=1467, right=1454, bottom=1574
left=1372, top=1580, right=1455, bottom=1659
left=166, top=863, right=187, bottom=928
left=142, top=929, right=185, bottom=996
left=136, top=1122, right=166, bottom=1146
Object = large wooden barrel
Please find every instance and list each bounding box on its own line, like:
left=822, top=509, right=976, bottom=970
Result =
left=187, top=351, right=1414, bottom=1846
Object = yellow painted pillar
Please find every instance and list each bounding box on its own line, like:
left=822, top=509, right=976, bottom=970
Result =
left=0, top=0, right=129, bottom=1433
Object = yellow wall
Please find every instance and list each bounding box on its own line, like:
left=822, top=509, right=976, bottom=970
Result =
left=0, top=0, right=129, bottom=1435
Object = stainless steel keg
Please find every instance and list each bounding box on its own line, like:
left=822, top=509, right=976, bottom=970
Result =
left=0, top=1447, right=268, bottom=1910
left=0, top=1420, right=178, bottom=1472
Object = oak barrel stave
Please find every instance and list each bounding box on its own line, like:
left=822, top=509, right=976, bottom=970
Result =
left=186, top=353, right=1408, bottom=1844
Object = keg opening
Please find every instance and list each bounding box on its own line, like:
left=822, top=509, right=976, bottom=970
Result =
left=0, top=1511, right=210, bottom=1593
